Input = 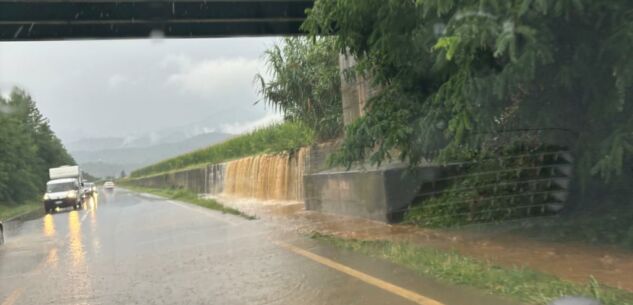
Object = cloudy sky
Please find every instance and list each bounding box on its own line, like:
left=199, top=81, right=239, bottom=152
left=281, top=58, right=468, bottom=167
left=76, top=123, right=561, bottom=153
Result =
left=0, top=37, right=282, bottom=144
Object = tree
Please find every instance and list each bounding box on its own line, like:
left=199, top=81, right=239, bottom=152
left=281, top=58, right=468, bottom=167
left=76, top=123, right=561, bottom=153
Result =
left=256, top=37, right=343, bottom=141
left=303, top=0, right=633, bottom=208
left=0, top=88, right=75, bottom=204
left=11, top=89, right=74, bottom=173
left=83, top=171, right=98, bottom=182
left=0, top=104, right=39, bottom=202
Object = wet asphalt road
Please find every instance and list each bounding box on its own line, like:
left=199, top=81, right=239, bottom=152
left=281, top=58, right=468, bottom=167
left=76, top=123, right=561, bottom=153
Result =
left=0, top=189, right=516, bottom=305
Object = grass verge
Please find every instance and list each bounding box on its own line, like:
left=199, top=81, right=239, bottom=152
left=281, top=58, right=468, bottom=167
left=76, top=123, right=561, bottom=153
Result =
left=311, top=232, right=633, bottom=305
left=131, top=122, right=314, bottom=178
left=124, top=185, right=255, bottom=220
left=0, top=201, right=40, bottom=221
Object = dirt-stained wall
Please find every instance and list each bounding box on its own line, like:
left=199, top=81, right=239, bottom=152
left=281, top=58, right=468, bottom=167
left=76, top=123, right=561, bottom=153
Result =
left=128, top=149, right=308, bottom=202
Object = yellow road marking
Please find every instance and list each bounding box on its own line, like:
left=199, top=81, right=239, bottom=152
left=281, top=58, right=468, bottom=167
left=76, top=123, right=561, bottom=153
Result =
left=1, top=288, right=23, bottom=305
left=274, top=241, right=446, bottom=305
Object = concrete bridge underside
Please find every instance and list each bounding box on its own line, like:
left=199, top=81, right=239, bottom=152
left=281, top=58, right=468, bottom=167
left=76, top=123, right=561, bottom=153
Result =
left=0, top=0, right=313, bottom=41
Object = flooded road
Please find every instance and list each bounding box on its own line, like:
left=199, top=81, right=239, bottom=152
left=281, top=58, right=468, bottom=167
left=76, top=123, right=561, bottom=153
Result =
left=0, top=189, right=514, bottom=305
left=211, top=194, right=633, bottom=292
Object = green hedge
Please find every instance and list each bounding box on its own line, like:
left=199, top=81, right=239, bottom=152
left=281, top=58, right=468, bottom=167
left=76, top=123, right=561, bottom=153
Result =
left=131, top=122, right=314, bottom=178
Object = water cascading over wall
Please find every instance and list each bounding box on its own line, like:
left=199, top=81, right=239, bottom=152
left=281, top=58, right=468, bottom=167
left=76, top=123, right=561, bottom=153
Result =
left=129, top=148, right=308, bottom=202
left=222, top=148, right=307, bottom=201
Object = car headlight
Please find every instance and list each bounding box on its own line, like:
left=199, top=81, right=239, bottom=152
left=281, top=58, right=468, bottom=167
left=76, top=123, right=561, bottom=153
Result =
left=67, top=191, right=77, bottom=198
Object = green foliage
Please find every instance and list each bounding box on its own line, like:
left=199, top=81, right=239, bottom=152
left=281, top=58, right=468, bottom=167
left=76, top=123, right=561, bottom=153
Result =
left=82, top=171, right=99, bottom=182
left=0, top=201, right=40, bottom=221
left=131, top=122, right=314, bottom=177
left=0, top=88, right=74, bottom=205
left=256, top=37, right=343, bottom=141
left=304, top=0, right=633, bottom=206
left=313, top=233, right=633, bottom=305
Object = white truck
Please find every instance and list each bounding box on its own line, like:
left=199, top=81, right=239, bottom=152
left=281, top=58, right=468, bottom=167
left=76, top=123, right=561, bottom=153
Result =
left=43, top=165, right=84, bottom=213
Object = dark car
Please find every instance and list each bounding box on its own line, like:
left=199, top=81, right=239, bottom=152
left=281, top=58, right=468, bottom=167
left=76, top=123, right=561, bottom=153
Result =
left=82, top=182, right=97, bottom=198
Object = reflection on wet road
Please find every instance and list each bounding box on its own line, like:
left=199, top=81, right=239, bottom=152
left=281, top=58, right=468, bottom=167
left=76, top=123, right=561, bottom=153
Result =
left=42, top=214, right=55, bottom=237
left=67, top=210, right=85, bottom=266
left=0, top=189, right=514, bottom=305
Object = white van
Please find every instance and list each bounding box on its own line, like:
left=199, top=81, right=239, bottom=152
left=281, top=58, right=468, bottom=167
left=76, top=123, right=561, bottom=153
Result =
left=44, top=165, right=84, bottom=213
left=43, top=178, right=83, bottom=213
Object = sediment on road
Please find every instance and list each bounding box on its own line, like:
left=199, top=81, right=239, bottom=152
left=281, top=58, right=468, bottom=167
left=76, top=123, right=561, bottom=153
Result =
left=197, top=194, right=633, bottom=297
left=311, top=233, right=633, bottom=305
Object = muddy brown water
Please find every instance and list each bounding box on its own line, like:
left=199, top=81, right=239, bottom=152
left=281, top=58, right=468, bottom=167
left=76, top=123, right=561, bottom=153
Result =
left=210, top=194, right=633, bottom=292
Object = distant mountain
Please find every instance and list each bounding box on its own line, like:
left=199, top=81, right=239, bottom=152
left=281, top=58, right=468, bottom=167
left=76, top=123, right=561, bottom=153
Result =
left=66, top=130, right=200, bottom=152
left=66, top=106, right=275, bottom=152
left=71, top=132, right=231, bottom=178
left=80, top=161, right=138, bottom=179
left=65, top=137, right=126, bottom=152
left=67, top=109, right=279, bottom=178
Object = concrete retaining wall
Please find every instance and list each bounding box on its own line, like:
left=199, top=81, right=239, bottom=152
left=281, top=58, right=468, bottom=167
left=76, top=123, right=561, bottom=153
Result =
left=128, top=143, right=429, bottom=223
left=304, top=163, right=439, bottom=223
left=223, top=149, right=306, bottom=201
left=339, top=53, right=379, bottom=126
left=130, top=166, right=208, bottom=194
left=207, top=163, right=225, bottom=195
left=305, top=141, right=340, bottom=174
left=129, top=150, right=306, bottom=202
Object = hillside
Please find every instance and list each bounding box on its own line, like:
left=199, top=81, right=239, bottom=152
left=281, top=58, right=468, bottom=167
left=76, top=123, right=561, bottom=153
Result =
left=131, top=122, right=314, bottom=178
left=72, top=132, right=231, bottom=177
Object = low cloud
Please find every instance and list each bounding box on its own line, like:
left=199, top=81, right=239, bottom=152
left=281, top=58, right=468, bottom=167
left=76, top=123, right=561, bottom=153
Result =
left=220, top=112, right=283, bottom=134
left=107, top=74, right=134, bottom=88
left=0, top=37, right=277, bottom=143
left=164, top=56, right=264, bottom=100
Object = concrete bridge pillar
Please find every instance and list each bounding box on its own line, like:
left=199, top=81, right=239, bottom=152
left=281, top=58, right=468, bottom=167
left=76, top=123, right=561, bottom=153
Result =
left=339, top=52, right=377, bottom=126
